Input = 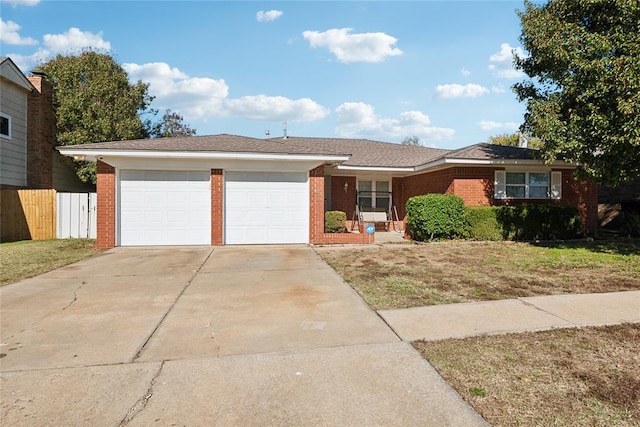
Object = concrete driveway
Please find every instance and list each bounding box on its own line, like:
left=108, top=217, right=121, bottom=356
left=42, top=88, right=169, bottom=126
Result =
left=1, top=246, right=487, bottom=426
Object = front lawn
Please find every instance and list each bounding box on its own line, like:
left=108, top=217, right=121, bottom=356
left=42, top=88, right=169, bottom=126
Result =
left=316, top=239, right=640, bottom=310
left=415, top=324, right=640, bottom=427
left=0, top=239, right=101, bottom=286
left=317, top=239, right=640, bottom=427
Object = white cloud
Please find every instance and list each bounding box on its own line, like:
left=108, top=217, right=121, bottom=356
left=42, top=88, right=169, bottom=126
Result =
left=5, top=49, right=49, bottom=72
left=302, top=28, right=402, bottom=63
left=124, top=62, right=328, bottom=123
left=461, top=68, right=471, bottom=77
left=0, top=19, right=38, bottom=45
left=335, top=102, right=454, bottom=140
left=488, top=43, right=526, bottom=79
left=435, top=83, right=489, bottom=99
left=1, top=0, right=40, bottom=6
left=43, top=27, right=111, bottom=52
left=477, top=120, right=520, bottom=131
left=491, top=85, right=506, bottom=94
left=256, top=10, right=283, bottom=23
left=5, top=27, right=112, bottom=71
left=226, top=96, right=328, bottom=121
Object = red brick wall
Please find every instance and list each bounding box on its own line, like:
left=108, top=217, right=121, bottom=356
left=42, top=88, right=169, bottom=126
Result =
left=313, top=170, right=374, bottom=244
left=331, top=175, right=357, bottom=216
left=309, top=165, right=325, bottom=243
left=392, top=166, right=598, bottom=235
left=450, top=167, right=495, bottom=206
left=211, top=169, right=223, bottom=245
left=396, top=168, right=456, bottom=219
left=96, top=161, right=115, bottom=248
left=26, top=75, right=54, bottom=189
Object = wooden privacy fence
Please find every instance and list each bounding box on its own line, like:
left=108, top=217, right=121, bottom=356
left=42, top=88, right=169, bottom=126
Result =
left=1, top=189, right=56, bottom=242
left=1, top=190, right=97, bottom=242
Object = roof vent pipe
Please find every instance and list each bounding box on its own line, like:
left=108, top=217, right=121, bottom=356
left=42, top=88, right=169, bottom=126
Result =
left=265, top=130, right=270, bottom=139
left=283, top=121, right=288, bottom=139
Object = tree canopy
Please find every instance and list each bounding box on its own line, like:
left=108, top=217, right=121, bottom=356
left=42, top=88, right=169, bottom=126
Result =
left=488, top=132, right=542, bottom=149
left=36, top=50, right=153, bottom=183
left=514, top=0, right=640, bottom=186
left=148, top=109, right=197, bottom=138
left=401, top=135, right=421, bottom=146
left=35, top=51, right=197, bottom=183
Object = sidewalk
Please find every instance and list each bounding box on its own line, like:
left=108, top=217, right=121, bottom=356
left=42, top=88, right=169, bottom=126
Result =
left=379, top=290, right=640, bottom=342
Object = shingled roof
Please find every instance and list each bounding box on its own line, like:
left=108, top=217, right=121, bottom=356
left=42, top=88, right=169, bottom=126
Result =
left=272, top=137, right=451, bottom=168
left=62, top=134, right=350, bottom=157
left=444, top=143, right=537, bottom=161
left=59, top=134, right=549, bottom=168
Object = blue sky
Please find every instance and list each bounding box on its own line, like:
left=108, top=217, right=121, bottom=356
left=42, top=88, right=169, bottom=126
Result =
left=2, top=0, right=531, bottom=149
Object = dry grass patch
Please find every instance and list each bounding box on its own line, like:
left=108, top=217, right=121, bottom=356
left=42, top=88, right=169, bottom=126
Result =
left=0, top=239, right=101, bottom=286
left=414, top=324, right=640, bottom=427
left=316, top=240, right=640, bottom=310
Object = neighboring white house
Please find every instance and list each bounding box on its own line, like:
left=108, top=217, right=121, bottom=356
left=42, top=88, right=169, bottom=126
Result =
left=0, top=57, right=34, bottom=189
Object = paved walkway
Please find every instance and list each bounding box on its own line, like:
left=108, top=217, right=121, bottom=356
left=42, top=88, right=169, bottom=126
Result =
left=380, top=290, right=640, bottom=342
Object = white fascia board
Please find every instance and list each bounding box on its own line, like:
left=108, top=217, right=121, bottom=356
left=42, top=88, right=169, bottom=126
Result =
left=57, top=148, right=349, bottom=163
left=335, top=165, right=415, bottom=172
left=414, top=157, right=572, bottom=172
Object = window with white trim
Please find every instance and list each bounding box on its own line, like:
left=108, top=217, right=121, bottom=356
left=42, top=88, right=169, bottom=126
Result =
left=495, top=171, right=562, bottom=200
left=357, top=180, right=391, bottom=209
left=0, top=112, right=11, bottom=139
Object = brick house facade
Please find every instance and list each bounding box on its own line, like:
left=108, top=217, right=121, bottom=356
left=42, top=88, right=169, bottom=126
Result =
left=63, top=135, right=598, bottom=248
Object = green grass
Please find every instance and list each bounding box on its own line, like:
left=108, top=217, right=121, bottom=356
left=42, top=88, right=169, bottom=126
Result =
left=316, top=239, right=640, bottom=310
left=0, top=239, right=101, bottom=286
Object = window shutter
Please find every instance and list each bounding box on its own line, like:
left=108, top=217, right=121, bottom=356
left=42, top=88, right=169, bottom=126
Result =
left=494, top=171, right=506, bottom=199
left=550, top=171, right=562, bottom=199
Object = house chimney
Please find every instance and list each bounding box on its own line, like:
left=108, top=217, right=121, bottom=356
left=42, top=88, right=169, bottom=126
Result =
left=27, top=72, right=55, bottom=188
left=283, top=121, right=287, bottom=139
left=518, top=131, right=528, bottom=148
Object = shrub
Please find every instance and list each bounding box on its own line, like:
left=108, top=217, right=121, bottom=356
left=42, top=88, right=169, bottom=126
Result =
left=464, top=206, right=503, bottom=241
left=496, top=204, right=582, bottom=240
left=406, top=194, right=466, bottom=241
left=620, top=211, right=640, bottom=237
left=324, top=211, right=347, bottom=233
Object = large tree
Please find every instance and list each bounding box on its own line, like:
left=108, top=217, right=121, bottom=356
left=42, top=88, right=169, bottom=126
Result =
left=514, top=0, right=640, bottom=185
left=148, top=109, right=197, bottom=138
left=488, top=132, right=542, bottom=148
left=401, top=135, right=421, bottom=146
left=35, top=50, right=154, bottom=183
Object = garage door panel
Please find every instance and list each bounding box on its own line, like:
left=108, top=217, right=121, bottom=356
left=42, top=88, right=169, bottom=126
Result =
left=120, top=170, right=211, bottom=246
left=225, top=172, right=309, bottom=245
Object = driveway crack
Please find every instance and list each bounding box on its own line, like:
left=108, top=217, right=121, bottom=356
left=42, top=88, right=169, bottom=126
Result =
left=119, top=361, right=165, bottom=426
left=62, top=280, right=87, bottom=311
left=3, top=281, right=88, bottom=342
left=131, top=248, right=215, bottom=362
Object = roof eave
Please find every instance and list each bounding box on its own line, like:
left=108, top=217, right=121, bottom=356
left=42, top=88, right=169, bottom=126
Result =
left=335, top=165, right=415, bottom=172
left=56, top=147, right=350, bottom=163
left=414, top=157, right=574, bottom=171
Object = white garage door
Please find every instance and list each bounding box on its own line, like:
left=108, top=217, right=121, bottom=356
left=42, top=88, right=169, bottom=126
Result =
left=119, top=170, right=211, bottom=246
left=225, top=172, right=309, bottom=244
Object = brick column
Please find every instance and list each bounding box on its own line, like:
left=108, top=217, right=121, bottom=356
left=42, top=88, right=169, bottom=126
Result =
left=211, top=169, right=223, bottom=245
left=27, top=74, right=54, bottom=189
left=309, top=165, right=325, bottom=244
left=96, top=161, right=116, bottom=248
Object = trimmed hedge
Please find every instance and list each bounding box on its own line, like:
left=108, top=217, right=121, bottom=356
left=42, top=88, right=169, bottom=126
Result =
left=464, top=205, right=582, bottom=241
left=325, top=210, right=347, bottom=233
left=464, top=206, right=503, bottom=241
left=496, top=204, right=582, bottom=240
left=406, top=194, right=466, bottom=241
